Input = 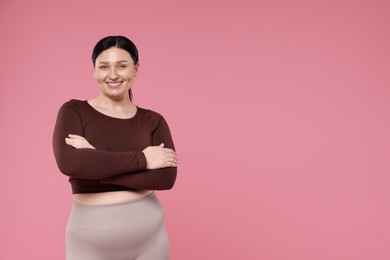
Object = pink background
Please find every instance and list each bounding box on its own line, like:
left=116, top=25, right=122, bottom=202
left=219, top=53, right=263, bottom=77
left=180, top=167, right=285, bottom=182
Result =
left=1, top=0, right=389, bottom=259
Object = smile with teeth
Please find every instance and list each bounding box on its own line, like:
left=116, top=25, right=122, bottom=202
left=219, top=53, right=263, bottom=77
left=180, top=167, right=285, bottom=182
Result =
left=107, top=82, right=123, bottom=88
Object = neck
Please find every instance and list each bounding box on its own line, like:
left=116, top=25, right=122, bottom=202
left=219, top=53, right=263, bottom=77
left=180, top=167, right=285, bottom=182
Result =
left=94, top=94, right=134, bottom=112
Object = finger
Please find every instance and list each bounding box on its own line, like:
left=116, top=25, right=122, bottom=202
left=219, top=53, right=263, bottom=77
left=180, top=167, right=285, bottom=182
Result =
left=165, top=154, right=177, bottom=161
left=165, top=154, right=177, bottom=162
left=65, top=138, right=76, bottom=144
left=166, top=161, right=177, bottom=167
left=66, top=137, right=84, bottom=147
left=164, top=153, right=177, bottom=162
left=163, top=148, right=176, bottom=154
left=68, top=134, right=84, bottom=140
left=65, top=138, right=78, bottom=148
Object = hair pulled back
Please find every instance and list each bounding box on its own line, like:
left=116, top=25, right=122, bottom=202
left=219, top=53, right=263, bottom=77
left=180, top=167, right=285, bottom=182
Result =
left=92, top=35, right=139, bottom=66
left=92, top=36, right=139, bottom=100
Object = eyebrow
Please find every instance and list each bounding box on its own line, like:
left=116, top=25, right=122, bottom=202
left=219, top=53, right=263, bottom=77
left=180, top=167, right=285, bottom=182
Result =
left=97, top=60, right=130, bottom=64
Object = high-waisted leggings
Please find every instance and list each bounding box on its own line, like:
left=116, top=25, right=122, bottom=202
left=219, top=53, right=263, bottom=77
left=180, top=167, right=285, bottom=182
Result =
left=66, top=192, right=169, bottom=260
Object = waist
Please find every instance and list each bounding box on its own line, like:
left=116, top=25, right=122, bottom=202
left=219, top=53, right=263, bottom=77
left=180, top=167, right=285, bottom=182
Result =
left=72, top=190, right=153, bottom=206
left=69, top=178, right=138, bottom=194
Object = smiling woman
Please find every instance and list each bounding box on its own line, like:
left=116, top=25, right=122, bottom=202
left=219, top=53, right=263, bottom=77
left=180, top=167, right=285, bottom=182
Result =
left=90, top=47, right=139, bottom=117
left=52, top=36, right=178, bottom=260
left=93, top=47, right=139, bottom=102
left=93, top=36, right=137, bottom=98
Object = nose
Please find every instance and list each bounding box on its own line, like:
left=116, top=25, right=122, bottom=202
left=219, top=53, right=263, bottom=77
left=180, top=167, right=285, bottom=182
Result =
left=109, top=68, right=119, bottom=79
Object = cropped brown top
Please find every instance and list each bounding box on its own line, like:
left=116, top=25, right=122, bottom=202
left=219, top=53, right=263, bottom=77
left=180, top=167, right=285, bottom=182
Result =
left=52, top=99, right=177, bottom=194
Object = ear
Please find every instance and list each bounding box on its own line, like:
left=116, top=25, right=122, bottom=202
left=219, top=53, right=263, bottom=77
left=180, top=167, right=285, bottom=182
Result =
left=134, top=62, right=140, bottom=77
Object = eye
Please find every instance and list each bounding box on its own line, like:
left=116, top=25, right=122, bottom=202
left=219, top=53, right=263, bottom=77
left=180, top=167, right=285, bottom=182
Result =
left=118, top=64, right=127, bottom=69
left=99, top=65, right=108, bottom=70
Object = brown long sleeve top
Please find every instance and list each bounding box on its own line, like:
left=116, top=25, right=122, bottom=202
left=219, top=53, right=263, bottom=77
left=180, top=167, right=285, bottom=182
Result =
left=52, top=99, right=177, bottom=194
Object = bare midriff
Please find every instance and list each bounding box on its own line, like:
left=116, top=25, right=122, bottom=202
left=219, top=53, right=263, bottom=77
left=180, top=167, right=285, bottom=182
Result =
left=72, top=190, right=153, bottom=206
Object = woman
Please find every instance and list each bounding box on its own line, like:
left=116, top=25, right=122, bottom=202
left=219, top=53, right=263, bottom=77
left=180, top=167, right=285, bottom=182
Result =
left=52, top=35, right=178, bottom=260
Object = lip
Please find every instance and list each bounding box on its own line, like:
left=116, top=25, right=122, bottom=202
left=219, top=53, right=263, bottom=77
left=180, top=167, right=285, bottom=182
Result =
left=106, top=81, right=123, bottom=88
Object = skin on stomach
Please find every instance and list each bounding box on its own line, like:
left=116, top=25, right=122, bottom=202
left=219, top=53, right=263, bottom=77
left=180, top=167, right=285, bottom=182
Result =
left=72, top=190, right=153, bottom=206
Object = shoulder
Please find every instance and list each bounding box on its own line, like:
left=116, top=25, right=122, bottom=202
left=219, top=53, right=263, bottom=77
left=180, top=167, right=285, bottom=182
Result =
left=61, top=99, right=85, bottom=109
left=56, top=99, right=90, bottom=119
left=136, top=106, right=164, bottom=121
left=58, top=99, right=87, bottom=112
left=135, top=106, right=171, bottom=129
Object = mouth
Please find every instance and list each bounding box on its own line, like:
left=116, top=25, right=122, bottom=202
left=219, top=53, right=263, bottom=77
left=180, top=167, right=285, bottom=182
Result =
left=106, top=81, right=123, bottom=88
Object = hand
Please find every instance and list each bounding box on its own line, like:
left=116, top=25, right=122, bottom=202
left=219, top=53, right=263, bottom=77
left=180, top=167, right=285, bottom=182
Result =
left=65, top=134, right=96, bottom=149
left=142, top=143, right=178, bottom=169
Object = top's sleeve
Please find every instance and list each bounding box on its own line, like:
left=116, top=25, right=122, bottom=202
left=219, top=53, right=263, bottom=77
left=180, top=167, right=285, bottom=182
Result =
left=100, top=115, right=178, bottom=190
left=52, top=103, right=147, bottom=179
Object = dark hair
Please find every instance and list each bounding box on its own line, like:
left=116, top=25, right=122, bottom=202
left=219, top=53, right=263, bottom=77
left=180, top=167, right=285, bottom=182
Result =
left=92, top=35, right=139, bottom=66
left=92, top=36, right=139, bottom=100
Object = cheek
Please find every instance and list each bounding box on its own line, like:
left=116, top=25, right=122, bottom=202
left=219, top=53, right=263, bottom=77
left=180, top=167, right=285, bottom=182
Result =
left=93, top=68, right=101, bottom=79
left=95, top=71, right=107, bottom=81
left=122, top=71, right=135, bottom=80
left=94, top=70, right=101, bottom=80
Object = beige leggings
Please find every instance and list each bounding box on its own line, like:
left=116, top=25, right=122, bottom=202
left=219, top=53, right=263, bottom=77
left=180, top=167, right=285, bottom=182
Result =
left=66, top=192, right=169, bottom=260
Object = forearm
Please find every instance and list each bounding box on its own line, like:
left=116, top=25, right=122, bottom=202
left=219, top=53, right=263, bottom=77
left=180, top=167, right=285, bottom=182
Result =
left=100, top=167, right=177, bottom=190
left=52, top=103, right=147, bottom=179
left=53, top=146, right=147, bottom=179
left=100, top=116, right=177, bottom=189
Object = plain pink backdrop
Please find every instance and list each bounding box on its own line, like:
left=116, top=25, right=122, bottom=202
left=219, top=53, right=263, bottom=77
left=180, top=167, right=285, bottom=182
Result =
left=1, top=0, right=389, bottom=259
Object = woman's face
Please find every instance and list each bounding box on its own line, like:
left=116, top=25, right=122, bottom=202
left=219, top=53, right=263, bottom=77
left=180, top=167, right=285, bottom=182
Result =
left=94, top=47, right=139, bottom=99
